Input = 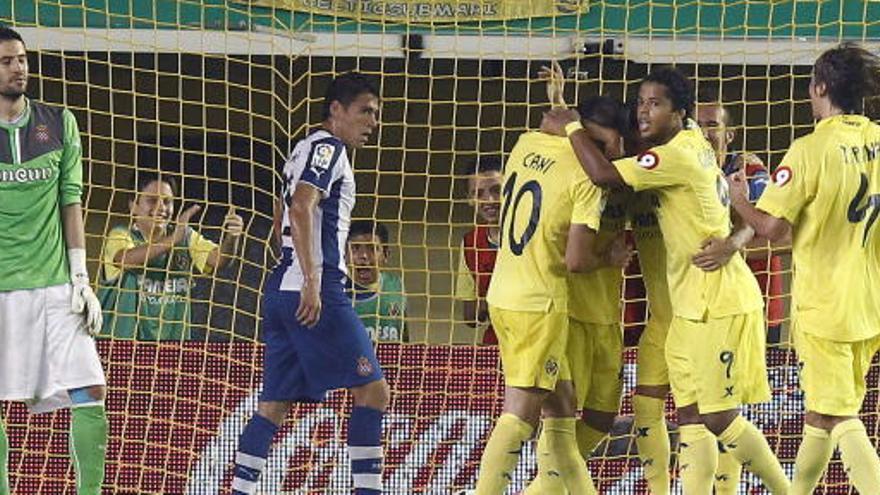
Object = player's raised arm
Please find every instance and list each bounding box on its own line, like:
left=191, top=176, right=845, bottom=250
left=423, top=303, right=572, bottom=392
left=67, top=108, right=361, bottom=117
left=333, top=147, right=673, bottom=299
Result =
left=541, top=107, right=626, bottom=187
left=539, top=60, right=567, bottom=108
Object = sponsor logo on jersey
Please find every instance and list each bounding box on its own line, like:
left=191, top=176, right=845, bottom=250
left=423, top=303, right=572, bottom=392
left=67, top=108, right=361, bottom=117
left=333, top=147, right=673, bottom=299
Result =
left=0, top=166, right=54, bottom=184
left=137, top=275, right=192, bottom=295
left=310, top=143, right=335, bottom=177
left=772, top=166, right=792, bottom=187
left=637, top=151, right=660, bottom=169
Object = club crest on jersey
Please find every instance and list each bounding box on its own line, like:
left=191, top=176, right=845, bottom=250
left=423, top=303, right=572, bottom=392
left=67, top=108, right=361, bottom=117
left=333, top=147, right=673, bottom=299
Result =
left=356, top=356, right=374, bottom=377
left=637, top=151, right=660, bottom=170
left=544, top=358, right=559, bottom=377
left=388, top=302, right=401, bottom=317
left=310, top=143, right=335, bottom=177
left=34, top=124, right=51, bottom=143
left=772, top=166, right=792, bottom=187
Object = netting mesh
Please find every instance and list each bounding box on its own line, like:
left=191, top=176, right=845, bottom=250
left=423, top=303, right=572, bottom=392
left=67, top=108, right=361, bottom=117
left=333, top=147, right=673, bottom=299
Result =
left=1, top=0, right=879, bottom=493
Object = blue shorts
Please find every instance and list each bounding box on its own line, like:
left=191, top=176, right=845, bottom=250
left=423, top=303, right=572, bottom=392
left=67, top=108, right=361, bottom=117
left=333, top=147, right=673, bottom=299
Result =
left=259, top=289, right=383, bottom=403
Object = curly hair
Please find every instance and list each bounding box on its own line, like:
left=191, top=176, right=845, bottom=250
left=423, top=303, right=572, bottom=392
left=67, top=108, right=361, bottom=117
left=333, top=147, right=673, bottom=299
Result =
left=643, top=66, right=695, bottom=119
left=813, top=42, right=880, bottom=114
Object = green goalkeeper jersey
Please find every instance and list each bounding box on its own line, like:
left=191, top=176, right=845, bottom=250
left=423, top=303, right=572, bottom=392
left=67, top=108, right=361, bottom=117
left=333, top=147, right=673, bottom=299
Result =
left=0, top=99, right=83, bottom=291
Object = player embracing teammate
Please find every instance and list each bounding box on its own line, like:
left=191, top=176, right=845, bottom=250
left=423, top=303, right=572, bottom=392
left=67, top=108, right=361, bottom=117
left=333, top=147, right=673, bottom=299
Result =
left=730, top=42, right=880, bottom=493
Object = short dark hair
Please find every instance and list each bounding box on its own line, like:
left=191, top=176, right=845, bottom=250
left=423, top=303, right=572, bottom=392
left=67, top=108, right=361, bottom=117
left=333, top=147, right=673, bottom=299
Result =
left=322, top=72, right=380, bottom=120
left=643, top=66, right=695, bottom=119
left=696, top=86, right=721, bottom=104
left=577, top=95, right=628, bottom=135
left=813, top=42, right=880, bottom=114
left=462, top=155, right=503, bottom=176
left=349, top=220, right=389, bottom=245
left=133, top=170, right=178, bottom=197
left=696, top=89, right=734, bottom=127
left=0, top=26, right=24, bottom=46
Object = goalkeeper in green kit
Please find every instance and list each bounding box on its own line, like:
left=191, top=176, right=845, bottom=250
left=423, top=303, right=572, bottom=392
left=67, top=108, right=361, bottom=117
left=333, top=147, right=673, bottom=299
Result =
left=0, top=26, right=107, bottom=494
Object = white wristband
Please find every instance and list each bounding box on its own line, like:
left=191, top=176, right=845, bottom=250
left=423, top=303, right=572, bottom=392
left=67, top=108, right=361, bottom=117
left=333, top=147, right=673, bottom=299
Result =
left=565, top=120, right=584, bottom=136
left=68, top=248, right=89, bottom=280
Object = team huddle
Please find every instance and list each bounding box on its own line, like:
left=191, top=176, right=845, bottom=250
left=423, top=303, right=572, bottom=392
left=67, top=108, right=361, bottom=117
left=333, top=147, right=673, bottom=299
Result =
left=0, top=20, right=879, bottom=495
left=467, top=46, right=880, bottom=494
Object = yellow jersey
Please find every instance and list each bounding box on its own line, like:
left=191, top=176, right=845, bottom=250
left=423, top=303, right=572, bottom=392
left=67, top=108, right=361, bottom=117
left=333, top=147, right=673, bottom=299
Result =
left=628, top=191, right=673, bottom=325
left=568, top=190, right=626, bottom=325
left=614, top=124, right=763, bottom=320
left=757, top=114, right=880, bottom=342
left=487, top=131, right=603, bottom=314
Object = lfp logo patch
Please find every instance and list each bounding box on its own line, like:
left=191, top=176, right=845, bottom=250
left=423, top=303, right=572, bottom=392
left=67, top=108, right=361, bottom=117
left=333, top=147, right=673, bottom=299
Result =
left=310, top=143, right=335, bottom=177
left=772, top=166, right=792, bottom=187
left=637, top=151, right=660, bottom=170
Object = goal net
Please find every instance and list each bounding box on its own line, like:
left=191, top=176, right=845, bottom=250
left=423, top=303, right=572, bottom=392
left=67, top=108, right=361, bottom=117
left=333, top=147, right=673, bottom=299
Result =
left=2, top=0, right=878, bottom=493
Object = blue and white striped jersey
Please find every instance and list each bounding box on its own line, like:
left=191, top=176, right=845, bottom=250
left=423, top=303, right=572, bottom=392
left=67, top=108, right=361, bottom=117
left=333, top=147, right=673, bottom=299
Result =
left=273, top=130, right=355, bottom=293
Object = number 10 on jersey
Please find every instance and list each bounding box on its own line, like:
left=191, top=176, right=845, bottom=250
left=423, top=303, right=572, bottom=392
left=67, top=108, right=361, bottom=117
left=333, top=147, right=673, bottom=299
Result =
left=499, top=172, right=543, bottom=256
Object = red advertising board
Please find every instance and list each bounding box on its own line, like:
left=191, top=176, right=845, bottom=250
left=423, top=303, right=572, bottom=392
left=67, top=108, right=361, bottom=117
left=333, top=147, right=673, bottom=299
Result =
left=3, top=342, right=874, bottom=494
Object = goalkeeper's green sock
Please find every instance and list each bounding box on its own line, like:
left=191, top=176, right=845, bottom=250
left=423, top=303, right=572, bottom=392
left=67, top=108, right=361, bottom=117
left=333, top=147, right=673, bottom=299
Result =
left=70, top=405, right=107, bottom=495
left=0, top=418, right=9, bottom=495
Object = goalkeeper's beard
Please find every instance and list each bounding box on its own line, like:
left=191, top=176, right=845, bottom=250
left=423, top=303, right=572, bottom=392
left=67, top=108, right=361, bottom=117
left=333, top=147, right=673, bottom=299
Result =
left=0, top=89, right=24, bottom=103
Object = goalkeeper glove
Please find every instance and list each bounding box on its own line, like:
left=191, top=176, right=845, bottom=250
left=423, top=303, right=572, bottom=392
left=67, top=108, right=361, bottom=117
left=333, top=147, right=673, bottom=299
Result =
left=68, top=248, right=103, bottom=336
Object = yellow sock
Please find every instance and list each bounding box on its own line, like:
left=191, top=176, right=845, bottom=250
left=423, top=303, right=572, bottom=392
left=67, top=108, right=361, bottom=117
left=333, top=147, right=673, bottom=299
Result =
left=677, top=424, right=718, bottom=495
left=831, top=418, right=880, bottom=494
left=523, top=423, right=566, bottom=495
left=632, top=394, right=670, bottom=495
left=575, top=420, right=606, bottom=459
left=791, top=424, right=833, bottom=494
left=475, top=413, right=534, bottom=495
left=714, top=447, right=742, bottom=495
left=543, top=417, right=597, bottom=495
left=717, top=416, right=789, bottom=494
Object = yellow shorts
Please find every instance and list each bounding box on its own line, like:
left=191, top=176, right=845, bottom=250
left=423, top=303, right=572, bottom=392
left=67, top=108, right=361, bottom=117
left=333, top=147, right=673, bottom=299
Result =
left=567, top=319, right=623, bottom=412
left=795, top=330, right=880, bottom=417
left=489, top=305, right=570, bottom=391
left=637, top=314, right=671, bottom=387
left=665, top=310, right=771, bottom=414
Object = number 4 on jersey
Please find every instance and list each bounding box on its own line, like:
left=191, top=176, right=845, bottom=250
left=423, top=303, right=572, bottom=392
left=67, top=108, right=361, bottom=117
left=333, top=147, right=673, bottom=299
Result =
left=847, top=173, right=880, bottom=246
